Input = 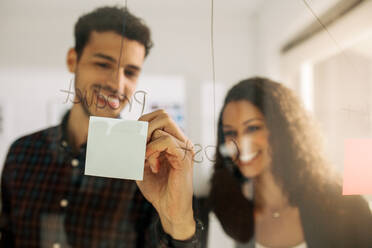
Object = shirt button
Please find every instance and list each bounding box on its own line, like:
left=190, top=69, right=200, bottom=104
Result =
left=61, top=140, right=68, bottom=147
left=71, top=159, right=79, bottom=167
left=52, top=243, right=61, bottom=248
left=60, top=199, right=68, bottom=208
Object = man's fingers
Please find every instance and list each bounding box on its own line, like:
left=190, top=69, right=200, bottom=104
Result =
left=145, top=151, right=160, bottom=173
left=146, top=134, right=181, bottom=159
left=139, top=109, right=187, bottom=143
left=138, top=109, right=165, bottom=122
left=149, top=113, right=186, bottom=143
left=150, top=130, right=194, bottom=158
left=146, top=133, right=193, bottom=171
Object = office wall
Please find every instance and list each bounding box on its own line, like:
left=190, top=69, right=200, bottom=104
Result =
left=255, top=0, right=341, bottom=82
left=313, top=50, right=372, bottom=172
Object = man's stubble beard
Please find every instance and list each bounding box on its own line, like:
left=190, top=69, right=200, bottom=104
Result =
left=74, top=71, right=122, bottom=119
left=74, top=71, right=94, bottom=118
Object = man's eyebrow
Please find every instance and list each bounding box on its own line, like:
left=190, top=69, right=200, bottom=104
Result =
left=127, top=64, right=141, bottom=71
left=93, top=53, right=117, bottom=63
left=92, top=53, right=141, bottom=71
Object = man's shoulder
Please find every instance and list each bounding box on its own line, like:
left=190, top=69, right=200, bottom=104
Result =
left=11, top=125, right=59, bottom=147
left=5, top=125, right=60, bottom=163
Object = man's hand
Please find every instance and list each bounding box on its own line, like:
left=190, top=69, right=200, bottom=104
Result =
left=136, top=110, right=196, bottom=240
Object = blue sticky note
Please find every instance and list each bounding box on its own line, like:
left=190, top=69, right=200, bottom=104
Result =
left=85, top=116, right=148, bottom=180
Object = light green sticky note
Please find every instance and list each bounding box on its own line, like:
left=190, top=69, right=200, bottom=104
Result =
left=85, top=116, right=148, bottom=180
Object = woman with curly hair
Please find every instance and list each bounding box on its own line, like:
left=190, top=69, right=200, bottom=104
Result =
left=208, top=77, right=371, bottom=247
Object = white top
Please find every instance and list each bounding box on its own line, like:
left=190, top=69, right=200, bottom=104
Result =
left=256, top=242, right=307, bottom=248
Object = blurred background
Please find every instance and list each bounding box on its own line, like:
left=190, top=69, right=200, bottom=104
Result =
left=1, top=0, right=371, bottom=246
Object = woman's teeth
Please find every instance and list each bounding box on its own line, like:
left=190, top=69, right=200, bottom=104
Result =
left=240, top=151, right=258, bottom=163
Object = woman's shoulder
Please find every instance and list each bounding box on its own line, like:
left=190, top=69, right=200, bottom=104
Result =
left=301, top=180, right=370, bottom=218
left=330, top=195, right=371, bottom=246
left=299, top=193, right=372, bottom=247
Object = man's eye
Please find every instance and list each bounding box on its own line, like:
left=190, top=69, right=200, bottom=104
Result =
left=125, top=69, right=137, bottom=78
left=95, top=62, right=111, bottom=69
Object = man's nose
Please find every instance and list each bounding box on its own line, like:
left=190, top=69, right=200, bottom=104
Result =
left=106, top=67, right=126, bottom=94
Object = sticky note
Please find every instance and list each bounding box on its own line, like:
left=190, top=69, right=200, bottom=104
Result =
left=85, top=116, right=148, bottom=180
left=343, top=139, right=372, bottom=195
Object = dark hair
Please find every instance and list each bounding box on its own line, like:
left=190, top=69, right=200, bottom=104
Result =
left=74, top=6, right=153, bottom=60
left=208, top=77, right=341, bottom=242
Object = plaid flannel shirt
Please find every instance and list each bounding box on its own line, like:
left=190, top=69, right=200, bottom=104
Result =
left=0, top=112, right=205, bottom=248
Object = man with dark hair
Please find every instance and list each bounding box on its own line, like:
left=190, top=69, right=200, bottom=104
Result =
left=74, top=6, right=153, bottom=59
left=0, top=6, right=204, bottom=247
